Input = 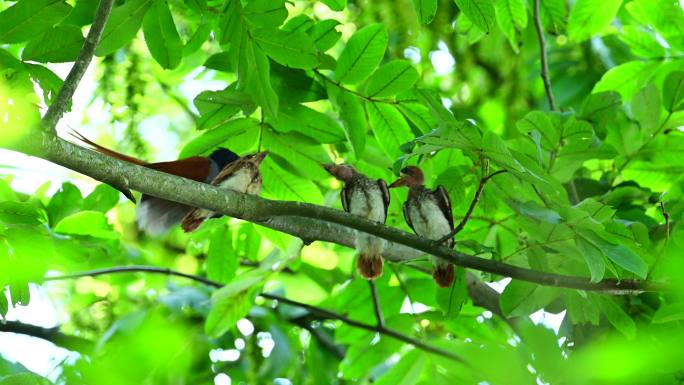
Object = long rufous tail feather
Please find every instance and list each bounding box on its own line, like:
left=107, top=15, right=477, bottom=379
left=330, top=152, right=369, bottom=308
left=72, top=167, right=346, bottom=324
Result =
left=357, top=253, right=383, bottom=280
left=69, top=129, right=148, bottom=166
left=432, top=264, right=455, bottom=288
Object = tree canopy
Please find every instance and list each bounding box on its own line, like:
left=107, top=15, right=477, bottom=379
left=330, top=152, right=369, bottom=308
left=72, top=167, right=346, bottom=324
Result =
left=1, top=0, right=684, bottom=384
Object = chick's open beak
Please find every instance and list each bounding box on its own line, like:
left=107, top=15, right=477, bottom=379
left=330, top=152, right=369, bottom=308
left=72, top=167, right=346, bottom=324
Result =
left=251, top=151, right=269, bottom=165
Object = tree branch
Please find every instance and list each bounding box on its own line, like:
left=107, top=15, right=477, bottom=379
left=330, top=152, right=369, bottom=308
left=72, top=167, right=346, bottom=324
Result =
left=439, top=169, right=508, bottom=243
left=41, top=0, right=115, bottom=132
left=369, top=280, right=385, bottom=328
left=33, top=136, right=662, bottom=293
left=0, top=321, right=94, bottom=353
left=533, top=0, right=557, bottom=111
left=44, top=266, right=465, bottom=362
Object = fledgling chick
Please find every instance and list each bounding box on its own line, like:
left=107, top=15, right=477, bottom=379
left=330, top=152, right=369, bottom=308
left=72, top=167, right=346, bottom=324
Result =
left=390, top=166, right=455, bottom=288
left=181, top=151, right=268, bottom=232
left=324, top=164, right=390, bottom=279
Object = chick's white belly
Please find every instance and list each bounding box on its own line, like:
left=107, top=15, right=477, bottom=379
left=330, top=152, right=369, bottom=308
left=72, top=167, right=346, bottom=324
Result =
left=409, top=200, right=451, bottom=240
left=218, top=168, right=253, bottom=193
left=348, top=187, right=386, bottom=222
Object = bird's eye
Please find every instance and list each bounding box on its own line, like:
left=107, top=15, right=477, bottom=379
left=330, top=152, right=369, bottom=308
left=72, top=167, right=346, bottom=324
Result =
left=400, top=167, right=409, bottom=173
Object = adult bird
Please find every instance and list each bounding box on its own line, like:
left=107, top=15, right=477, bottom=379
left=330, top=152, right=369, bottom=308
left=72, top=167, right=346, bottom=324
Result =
left=182, top=151, right=268, bottom=232
left=70, top=131, right=240, bottom=235
left=324, top=164, right=390, bottom=279
left=390, top=166, right=455, bottom=288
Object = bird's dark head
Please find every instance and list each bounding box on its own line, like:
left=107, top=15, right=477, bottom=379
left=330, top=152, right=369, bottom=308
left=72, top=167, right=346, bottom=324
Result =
left=323, top=163, right=357, bottom=183
left=389, top=165, right=424, bottom=188
left=209, top=147, right=240, bottom=169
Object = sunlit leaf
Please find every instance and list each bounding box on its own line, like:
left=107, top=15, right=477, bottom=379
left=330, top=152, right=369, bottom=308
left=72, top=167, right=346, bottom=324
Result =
left=334, top=23, right=388, bottom=85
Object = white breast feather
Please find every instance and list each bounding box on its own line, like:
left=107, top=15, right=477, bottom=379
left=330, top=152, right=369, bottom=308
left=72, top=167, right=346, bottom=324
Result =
left=218, top=168, right=253, bottom=193
left=348, top=185, right=385, bottom=222
left=409, top=198, right=451, bottom=240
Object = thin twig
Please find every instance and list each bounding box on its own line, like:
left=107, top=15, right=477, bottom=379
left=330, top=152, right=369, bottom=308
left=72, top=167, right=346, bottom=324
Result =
left=660, top=201, right=670, bottom=243
left=44, top=265, right=466, bottom=363
left=533, top=0, right=557, bottom=111
left=42, top=0, right=115, bottom=132
left=439, top=169, right=508, bottom=243
left=369, top=280, right=385, bottom=328
left=313, top=69, right=399, bottom=104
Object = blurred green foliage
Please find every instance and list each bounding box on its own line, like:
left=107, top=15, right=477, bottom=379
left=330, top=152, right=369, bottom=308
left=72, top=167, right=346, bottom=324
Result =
left=1, top=0, right=684, bottom=383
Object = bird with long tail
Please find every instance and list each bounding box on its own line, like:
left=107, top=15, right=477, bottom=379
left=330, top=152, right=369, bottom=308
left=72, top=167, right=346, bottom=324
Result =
left=70, top=130, right=242, bottom=235
left=182, top=151, right=267, bottom=232
left=390, top=166, right=455, bottom=287
left=324, top=164, right=390, bottom=279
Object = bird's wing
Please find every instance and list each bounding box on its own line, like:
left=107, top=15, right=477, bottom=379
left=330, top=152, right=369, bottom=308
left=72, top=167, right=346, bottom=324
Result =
left=341, top=183, right=351, bottom=213
left=147, top=157, right=211, bottom=182
left=69, top=130, right=148, bottom=166
left=377, top=179, right=390, bottom=219
left=210, top=158, right=249, bottom=185
left=402, top=200, right=416, bottom=234
left=434, top=185, right=454, bottom=229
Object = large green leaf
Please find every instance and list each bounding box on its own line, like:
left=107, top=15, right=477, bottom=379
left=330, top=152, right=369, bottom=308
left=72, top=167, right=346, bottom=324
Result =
left=240, top=39, right=279, bottom=118
left=0, top=0, right=71, bottom=44
left=206, top=224, right=237, bottom=283
left=413, top=0, right=438, bottom=24
left=320, top=0, right=347, bottom=11
left=366, top=102, right=413, bottom=158
left=309, top=19, right=341, bottom=51
left=494, top=0, right=527, bottom=51
left=261, top=130, right=331, bottom=180
left=568, top=0, right=622, bottom=42
left=204, top=271, right=264, bottom=338
left=575, top=235, right=606, bottom=283
left=366, top=60, right=419, bottom=98
left=454, top=0, right=496, bottom=33
left=663, top=71, right=684, bottom=112
left=0, top=202, right=47, bottom=226
left=598, top=296, right=636, bottom=339
left=500, top=280, right=560, bottom=317
left=271, top=103, right=346, bottom=144
left=328, top=85, right=367, bottom=160
left=180, top=118, right=260, bottom=158
left=194, top=87, right=253, bottom=131
left=252, top=28, right=318, bottom=69
left=375, top=350, right=425, bottom=385
left=593, top=61, right=657, bottom=101
left=142, top=0, right=183, bottom=69
left=334, top=23, right=388, bottom=85
left=22, top=25, right=84, bottom=63
left=95, top=0, right=153, bottom=56
left=243, top=0, right=287, bottom=27
left=54, top=211, right=119, bottom=239
left=539, top=0, right=566, bottom=33
left=260, top=158, right=324, bottom=203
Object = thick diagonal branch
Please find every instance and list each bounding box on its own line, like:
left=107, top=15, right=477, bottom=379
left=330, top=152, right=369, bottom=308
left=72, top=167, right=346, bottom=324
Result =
left=34, top=135, right=660, bottom=293
left=0, top=320, right=93, bottom=353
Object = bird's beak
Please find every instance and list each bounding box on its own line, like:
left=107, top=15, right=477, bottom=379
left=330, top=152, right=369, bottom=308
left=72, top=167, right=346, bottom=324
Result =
left=251, top=151, right=268, bottom=165
left=389, top=175, right=408, bottom=188
left=322, top=163, right=336, bottom=174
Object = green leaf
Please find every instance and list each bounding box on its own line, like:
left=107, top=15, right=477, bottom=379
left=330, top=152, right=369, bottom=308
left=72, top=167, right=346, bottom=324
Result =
left=24, top=63, right=63, bottom=103
left=328, top=85, right=367, bottom=159
left=539, top=0, right=566, bottom=33
left=282, top=14, right=314, bottom=33
left=334, top=23, right=388, bottom=85
left=240, top=39, right=279, bottom=118
left=54, top=211, right=119, bottom=239
left=575, top=235, right=606, bottom=283
left=204, top=271, right=264, bottom=338
left=0, top=202, right=47, bottom=226
left=593, top=61, right=657, bottom=101
left=366, top=60, right=419, bottom=98
left=22, top=25, right=84, bottom=63
left=500, top=280, right=560, bottom=317
left=194, top=87, right=253, bottom=131
left=243, top=0, right=287, bottom=28
left=180, top=118, right=260, bottom=158
left=375, top=350, right=425, bottom=385
left=260, top=158, right=325, bottom=203
left=494, top=0, right=527, bottom=51
left=631, top=85, right=661, bottom=134
left=61, top=0, right=98, bottom=27
left=261, top=130, right=331, bottom=180
left=454, top=0, right=496, bottom=33
left=663, top=71, right=684, bottom=112
left=598, top=296, right=636, bottom=339
left=652, top=302, right=684, bottom=324
left=47, top=182, right=83, bottom=225
left=620, top=26, right=666, bottom=58
left=252, top=28, right=319, bottom=69
left=0, top=0, right=72, bottom=44
left=581, top=230, right=648, bottom=278
left=207, top=225, right=237, bottom=283
left=435, top=267, right=468, bottom=318
left=95, top=0, right=153, bottom=56
left=412, top=0, right=438, bottom=24
left=320, top=0, right=347, bottom=11
left=0, top=373, right=52, bottom=385
left=142, top=0, right=183, bottom=69
left=568, top=0, right=622, bottom=42
left=271, top=104, right=346, bottom=144
left=366, top=102, right=413, bottom=158
left=310, top=19, right=341, bottom=51
left=83, top=184, right=120, bottom=213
